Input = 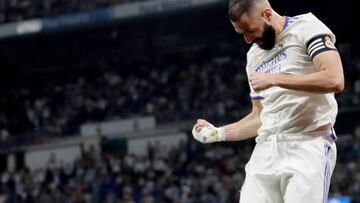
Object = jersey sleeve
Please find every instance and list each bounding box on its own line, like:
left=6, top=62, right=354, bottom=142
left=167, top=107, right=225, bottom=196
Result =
left=297, top=13, right=337, bottom=60
left=248, top=81, right=263, bottom=100
left=245, top=55, right=263, bottom=100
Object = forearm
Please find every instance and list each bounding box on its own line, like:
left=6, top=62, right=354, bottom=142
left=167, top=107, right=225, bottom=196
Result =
left=221, top=112, right=261, bottom=141
left=192, top=100, right=262, bottom=143
left=271, top=71, right=344, bottom=93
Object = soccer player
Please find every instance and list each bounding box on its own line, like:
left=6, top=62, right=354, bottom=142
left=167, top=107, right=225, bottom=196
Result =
left=192, top=0, right=344, bottom=202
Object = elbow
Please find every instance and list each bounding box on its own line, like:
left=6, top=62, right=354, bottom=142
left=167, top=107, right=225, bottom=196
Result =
left=332, top=79, right=345, bottom=93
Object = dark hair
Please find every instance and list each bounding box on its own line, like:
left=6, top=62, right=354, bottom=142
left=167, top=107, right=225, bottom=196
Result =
left=228, top=0, right=254, bottom=22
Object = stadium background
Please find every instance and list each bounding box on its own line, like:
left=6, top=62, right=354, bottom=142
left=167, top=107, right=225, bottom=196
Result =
left=0, top=0, right=359, bottom=202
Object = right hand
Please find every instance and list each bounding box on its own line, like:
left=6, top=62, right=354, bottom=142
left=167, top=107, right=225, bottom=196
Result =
left=192, top=119, right=225, bottom=143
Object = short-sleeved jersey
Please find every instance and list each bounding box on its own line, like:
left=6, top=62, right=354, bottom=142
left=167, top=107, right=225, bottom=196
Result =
left=245, top=13, right=338, bottom=141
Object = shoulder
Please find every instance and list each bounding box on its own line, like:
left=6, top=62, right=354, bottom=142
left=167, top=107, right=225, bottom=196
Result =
left=286, top=12, right=335, bottom=45
left=286, top=13, right=324, bottom=31
left=295, top=12, right=320, bottom=22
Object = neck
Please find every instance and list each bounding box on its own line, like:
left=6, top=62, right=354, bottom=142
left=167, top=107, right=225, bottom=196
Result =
left=272, top=11, right=285, bottom=41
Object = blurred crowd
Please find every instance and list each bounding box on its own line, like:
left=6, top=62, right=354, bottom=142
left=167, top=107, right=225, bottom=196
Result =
left=0, top=138, right=251, bottom=203
left=0, top=48, right=252, bottom=148
left=1, top=41, right=360, bottom=149
left=1, top=132, right=360, bottom=203
left=0, top=1, right=359, bottom=200
left=0, top=0, right=142, bottom=24
left=333, top=132, right=360, bottom=201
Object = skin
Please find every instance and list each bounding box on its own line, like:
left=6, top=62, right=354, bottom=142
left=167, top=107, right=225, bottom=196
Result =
left=193, top=0, right=344, bottom=141
left=194, top=99, right=262, bottom=141
left=250, top=51, right=344, bottom=93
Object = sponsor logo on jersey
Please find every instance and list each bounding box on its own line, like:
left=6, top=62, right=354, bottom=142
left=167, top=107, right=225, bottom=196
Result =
left=255, top=51, right=287, bottom=74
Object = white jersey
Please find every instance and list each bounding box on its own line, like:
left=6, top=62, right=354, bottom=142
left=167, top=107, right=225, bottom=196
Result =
left=246, top=13, right=338, bottom=141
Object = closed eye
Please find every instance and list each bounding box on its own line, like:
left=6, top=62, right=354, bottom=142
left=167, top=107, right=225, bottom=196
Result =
left=246, top=29, right=254, bottom=34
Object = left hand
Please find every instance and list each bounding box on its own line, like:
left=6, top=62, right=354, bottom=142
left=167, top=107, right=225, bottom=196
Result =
left=250, top=72, right=275, bottom=92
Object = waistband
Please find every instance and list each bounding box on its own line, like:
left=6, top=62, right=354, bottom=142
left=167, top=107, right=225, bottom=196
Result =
left=256, top=129, right=337, bottom=144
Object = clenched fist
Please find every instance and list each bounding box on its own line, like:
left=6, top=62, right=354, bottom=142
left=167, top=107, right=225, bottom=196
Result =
left=192, top=119, right=226, bottom=143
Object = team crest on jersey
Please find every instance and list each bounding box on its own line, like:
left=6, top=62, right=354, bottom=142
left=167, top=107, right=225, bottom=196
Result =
left=325, top=36, right=336, bottom=49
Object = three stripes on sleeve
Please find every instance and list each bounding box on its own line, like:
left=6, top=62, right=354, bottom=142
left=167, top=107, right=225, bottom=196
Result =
left=307, top=35, right=337, bottom=60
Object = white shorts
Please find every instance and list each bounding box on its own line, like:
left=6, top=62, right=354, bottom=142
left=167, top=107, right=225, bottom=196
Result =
left=239, top=130, right=337, bottom=203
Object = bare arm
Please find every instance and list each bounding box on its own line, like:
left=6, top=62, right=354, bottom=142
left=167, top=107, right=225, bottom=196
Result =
left=221, top=99, right=262, bottom=141
left=250, top=50, right=345, bottom=93
left=272, top=51, right=344, bottom=93
left=192, top=99, right=262, bottom=143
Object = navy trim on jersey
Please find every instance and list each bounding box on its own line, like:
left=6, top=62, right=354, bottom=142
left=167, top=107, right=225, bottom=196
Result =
left=322, top=145, right=331, bottom=203
left=330, top=133, right=337, bottom=141
left=282, top=16, right=289, bottom=32
left=306, top=35, right=337, bottom=60
left=281, top=16, right=301, bottom=33
left=330, top=128, right=337, bottom=141
left=251, top=96, right=264, bottom=100
left=287, top=16, right=301, bottom=26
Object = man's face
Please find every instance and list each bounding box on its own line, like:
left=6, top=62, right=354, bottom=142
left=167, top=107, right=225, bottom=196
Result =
left=231, top=12, right=276, bottom=50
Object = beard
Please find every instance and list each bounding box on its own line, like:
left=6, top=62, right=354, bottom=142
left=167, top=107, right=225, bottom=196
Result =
left=256, top=23, right=276, bottom=50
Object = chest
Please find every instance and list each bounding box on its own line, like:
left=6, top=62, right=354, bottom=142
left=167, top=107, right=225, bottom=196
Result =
left=249, top=39, right=315, bottom=75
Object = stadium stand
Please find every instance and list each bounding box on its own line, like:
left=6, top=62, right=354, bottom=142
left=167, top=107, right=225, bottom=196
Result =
left=0, top=0, right=138, bottom=24
left=0, top=0, right=359, bottom=202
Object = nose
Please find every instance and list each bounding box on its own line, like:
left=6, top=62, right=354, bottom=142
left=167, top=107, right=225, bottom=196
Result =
left=244, top=33, right=254, bottom=44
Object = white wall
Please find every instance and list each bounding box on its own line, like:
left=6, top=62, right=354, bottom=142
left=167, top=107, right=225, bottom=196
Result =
left=25, top=145, right=81, bottom=170
left=127, top=133, right=187, bottom=155
left=80, top=116, right=156, bottom=137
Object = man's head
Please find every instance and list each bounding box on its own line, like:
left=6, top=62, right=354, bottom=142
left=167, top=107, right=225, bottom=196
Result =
left=229, top=0, right=276, bottom=50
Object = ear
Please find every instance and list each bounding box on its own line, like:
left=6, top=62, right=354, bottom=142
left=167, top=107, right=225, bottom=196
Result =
left=261, top=8, right=272, bottom=22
